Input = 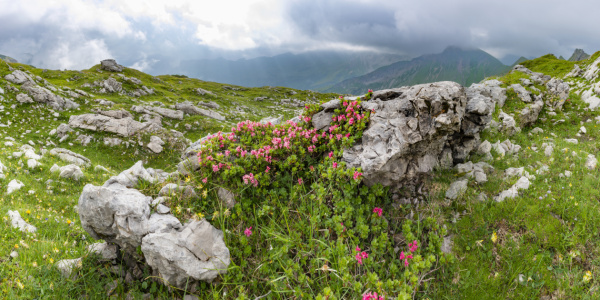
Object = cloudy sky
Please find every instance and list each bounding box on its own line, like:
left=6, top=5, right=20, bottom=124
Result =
left=0, top=0, right=598, bottom=72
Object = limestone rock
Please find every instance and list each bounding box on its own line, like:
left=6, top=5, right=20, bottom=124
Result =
left=69, top=114, right=162, bottom=137
left=87, top=242, right=118, bottom=262
left=49, top=148, right=91, bottom=166
left=196, top=88, right=216, bottom=96
left=498, top=111, right=520, bottom=135
left=100, top=59, right=124, bottom=72
left=509, top=84, right=532, bottom=102
left=342, top=82, right=481, bottom=190
left=147, top=136, right=165, bottom=154
left=59, top=164, right=84, bottom=181
left=7, top=210, right=37, bottom=233
left=158, top=183, right=197, bottom=199
left=586, top=154, right=598, bottom=170
left=7, top=179, right=24, bottom=194
left=56, top=258, right=82, bottom=278
left=21, top=82, right=79, bottom=110
left=4, top=70, right=34, bottom=84
left=519, top=100, right=544, bottom=127
left=495, top=176, right=530, bottom=202
left=217, top=188, right=236, bottom=208
left=446, top=180, right=468, bottom=200
left=141, top=219, right=230, bottom=287
left=16, top=93, right=34, bottom=103
left=104, top=161, right=169, bottom=188
left=174, top=101, right=224, bottom=121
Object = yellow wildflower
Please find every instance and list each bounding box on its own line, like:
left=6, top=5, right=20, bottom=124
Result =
left=16, top=281, right=24, bottom=290
left=67, top=220, right=71, bottom=225
left=26, top=210, right=30, bottom=214
left=584, top=271, right=593, bottom=283
left=197, top=212, right=204, bottom=219
left=213, top=211, right=219, bottom=218
left=491, top=232, right=498, bottom=243
left=14, top=244, right=18, bottom=249
left=202, top=190, right=208, bottom=198
left=49, top=258, right=54, bottom=264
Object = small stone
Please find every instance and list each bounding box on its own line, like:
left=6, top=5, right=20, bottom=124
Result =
left=586, top=154, right=598, bottom=170
left=565, top=138, right=578, bottom=144
left=445, top=180, right=468, bottom=200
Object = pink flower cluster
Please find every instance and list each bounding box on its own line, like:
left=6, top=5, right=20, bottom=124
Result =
left=353, top=171, right=363, bottom=180
left=399, top=240, right=419, bottom=267
left=373, top=207, right=383, bottom=217
left=242, top=173, right=258, bottom=187
left=362, top=292, right=384, bottom=300
left=244, top=227, right=252, bottom=237
left=354, top=246, right=369, bottom=265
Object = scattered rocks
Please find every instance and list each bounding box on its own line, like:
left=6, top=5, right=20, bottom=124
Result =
left=7, top=210, right=37, bottom=233
left=4, top=70, right=34, bottom=84
left=78, top=160, right=231, bottom=290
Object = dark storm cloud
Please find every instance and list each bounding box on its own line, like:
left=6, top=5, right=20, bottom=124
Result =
left=283, top=0, right=600, bottom=59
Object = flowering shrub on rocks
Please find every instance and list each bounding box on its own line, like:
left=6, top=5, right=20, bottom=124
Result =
left=174, top=92, right=448, bottom=299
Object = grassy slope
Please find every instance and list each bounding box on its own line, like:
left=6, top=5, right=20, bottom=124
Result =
left=0, top=61, right=338, bottom=298
left=423, top=54, right=600, bottom=299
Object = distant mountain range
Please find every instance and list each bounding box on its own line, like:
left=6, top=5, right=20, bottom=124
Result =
left=176, top=51, right=408, bottom=91
left=327, top=47, right=511, bottom=94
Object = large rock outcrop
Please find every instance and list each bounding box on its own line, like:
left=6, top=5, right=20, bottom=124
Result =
left=342, top=81, right=498, bottom=190
left=69, top=113, right=162, bottom=137
left=78, top=161, right=230, bottom=289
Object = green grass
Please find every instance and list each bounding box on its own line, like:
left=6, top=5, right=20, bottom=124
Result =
left=2, top=52, right=600, bottom=299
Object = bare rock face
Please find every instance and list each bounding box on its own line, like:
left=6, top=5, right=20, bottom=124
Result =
left=69, top=113, right=162, bottom=137
left=343, top=81, right=490, bottom=190
left=78, top=161, right=230, bottom=290
left=100, top=59, right=124, bottom=72
left=4, top=70, right=34, bottom=84
left=142, top=220, right=230, bottom=287
left=519, top=100, right=544, bottom=127
left=49, top=148, right=91, bottom=166
left=174, top=101, right=225, bottom=121
left=19, top=82, right=79, bottom=111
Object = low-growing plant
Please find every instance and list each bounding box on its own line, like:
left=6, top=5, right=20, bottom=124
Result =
left=171, top=92, right=449, bottom=298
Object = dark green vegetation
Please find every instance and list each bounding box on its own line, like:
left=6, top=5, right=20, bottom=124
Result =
left=328, top=46, right=511, bottom=95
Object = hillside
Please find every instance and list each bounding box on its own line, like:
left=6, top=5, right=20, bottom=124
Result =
left=176, top=50, right=407, bottom=91
left=0, top=54, right=18, bottom=63
left=328, top=46, right=510, bottom=94
left=2, top=52, right=600, bottom=299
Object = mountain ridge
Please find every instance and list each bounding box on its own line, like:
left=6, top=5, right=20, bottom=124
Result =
left=327, top=46, right=510, bottom=94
